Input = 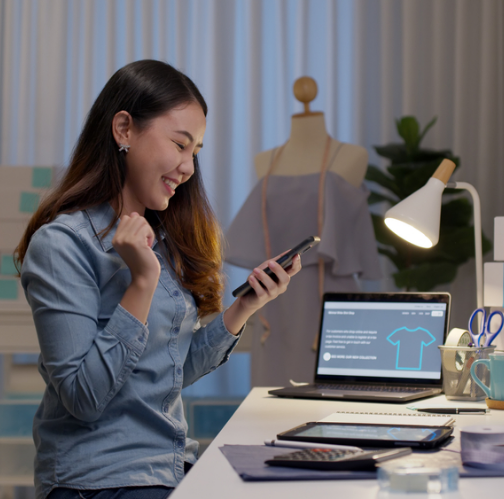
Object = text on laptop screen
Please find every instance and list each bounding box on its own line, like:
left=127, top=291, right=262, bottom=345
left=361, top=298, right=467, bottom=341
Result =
left=316, top=301, right=447, bottom=380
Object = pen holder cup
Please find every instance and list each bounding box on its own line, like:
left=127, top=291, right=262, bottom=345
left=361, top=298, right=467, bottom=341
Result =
left=438, top=345, right=496, bottom=401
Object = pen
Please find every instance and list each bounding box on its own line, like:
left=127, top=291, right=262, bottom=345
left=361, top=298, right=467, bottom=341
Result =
left=264, top=439, right=362, bottom=452
left=408, top=407, right=489, bottom=414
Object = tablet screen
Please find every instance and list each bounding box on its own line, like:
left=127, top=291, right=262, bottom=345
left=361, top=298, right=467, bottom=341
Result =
left=294, top=423, right=441, bottom=442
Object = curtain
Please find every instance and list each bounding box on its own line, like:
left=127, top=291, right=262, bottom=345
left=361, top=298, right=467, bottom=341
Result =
left=1, top=0, right=503, bottom=393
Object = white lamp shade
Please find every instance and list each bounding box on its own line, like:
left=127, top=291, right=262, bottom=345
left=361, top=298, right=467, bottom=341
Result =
left=384, top=177, right=445, bottom=248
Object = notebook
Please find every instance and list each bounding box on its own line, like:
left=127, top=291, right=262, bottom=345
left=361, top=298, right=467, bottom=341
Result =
left=269, top=292, right=451, bottom=403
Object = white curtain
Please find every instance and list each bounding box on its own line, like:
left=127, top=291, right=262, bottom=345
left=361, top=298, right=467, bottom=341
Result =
left=1, top=0, right=503, bottom=392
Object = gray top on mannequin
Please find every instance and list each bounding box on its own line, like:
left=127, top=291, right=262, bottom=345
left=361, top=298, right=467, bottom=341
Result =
left=254, top=76, right=368, bottom=186
left=225, top=77, right=381, bottom=386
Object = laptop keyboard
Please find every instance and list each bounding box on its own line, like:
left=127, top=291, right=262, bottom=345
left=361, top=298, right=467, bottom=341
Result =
left=315, top=384, right=428, bottom=393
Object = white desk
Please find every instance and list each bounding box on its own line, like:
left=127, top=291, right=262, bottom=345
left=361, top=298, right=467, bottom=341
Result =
left=172, top=387, right=504, bottom=498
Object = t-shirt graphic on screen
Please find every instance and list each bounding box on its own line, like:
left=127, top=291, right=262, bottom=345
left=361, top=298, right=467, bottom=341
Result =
left=386, top=327, right=436, bottom=370
left=386, top=427, right=438, bottom=441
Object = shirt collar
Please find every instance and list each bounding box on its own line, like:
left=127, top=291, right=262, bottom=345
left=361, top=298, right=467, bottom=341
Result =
left=85, top=202, right=119, bottom=252
left=85, top=202, right=165, bottom=252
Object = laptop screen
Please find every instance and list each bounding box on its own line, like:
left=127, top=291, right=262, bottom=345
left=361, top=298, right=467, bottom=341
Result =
left=315, top=293, right=450, bottom=384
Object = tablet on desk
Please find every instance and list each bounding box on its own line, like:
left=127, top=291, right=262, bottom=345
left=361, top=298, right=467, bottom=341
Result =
left=277, top=422, right=453, bottom=449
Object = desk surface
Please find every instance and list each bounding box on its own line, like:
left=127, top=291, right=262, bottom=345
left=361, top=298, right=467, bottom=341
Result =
left=172, top=387, right=504, bottom=498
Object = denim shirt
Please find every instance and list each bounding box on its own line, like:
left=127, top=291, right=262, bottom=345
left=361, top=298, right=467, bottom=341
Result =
left=21, top=203, right=240, bottom=499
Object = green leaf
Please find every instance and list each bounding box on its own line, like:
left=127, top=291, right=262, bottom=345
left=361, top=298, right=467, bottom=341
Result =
left=399, top=245, right=437, bottom=266
left=482, top=232, right=492, bottom=255
left=396, top=116, right=420, bottom=152
left=367, top=191, right=398, bottom=205
left=365, top=165, right=401, bottom=197
left=374, top=144, right=409, bottom=163
left=430, top=227, right=475, bottom=263
left=386, top=157, right=459, bottom=199
left=393, top=262, right=458, bottom=291
left=417, top=116, right=438, bottom=147
left=378, top=247, right=405, bottom=271
left=440, top=198, right=473, bottom=227
left=412, top=150, right=459, bottom=164
left=385, top=164, right=418, bottom=187
left=400, top=160, right=443, bottom=196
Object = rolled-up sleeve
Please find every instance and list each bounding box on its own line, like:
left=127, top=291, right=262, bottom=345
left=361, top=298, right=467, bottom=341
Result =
left=182, top=312, right=243, bottom=387
left=22, top=222, right=147, bottom=422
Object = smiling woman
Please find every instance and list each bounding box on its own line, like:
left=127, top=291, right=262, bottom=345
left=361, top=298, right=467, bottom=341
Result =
left=112, top=102, right=206, bottom=215
left=16, top=61, right=222, bottom=316
left=13, top=60, right=302, bottom=499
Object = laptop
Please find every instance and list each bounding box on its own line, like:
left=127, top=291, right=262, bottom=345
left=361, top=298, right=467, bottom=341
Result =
left=269, top=292, right=451, bottom=403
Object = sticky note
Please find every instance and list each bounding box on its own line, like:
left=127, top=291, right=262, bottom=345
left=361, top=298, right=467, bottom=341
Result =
left=1, top=255, right=17, bottom=275
left=494, top=217, right=504, bottom=261
left=0, top=279, right=18, bottom=300
left=0, top=403, right=39, bottom=437
left=32, top=167, right=52, bottom=188
left=484, top=262, right=504, bottom=307
left=19, top=192, right=40, bottom=213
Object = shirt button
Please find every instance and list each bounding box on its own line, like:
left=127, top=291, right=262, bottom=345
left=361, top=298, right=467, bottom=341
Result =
left=177, top=440, right=184, bottom=448
left=173, top=290, right=180, bottom=297
left=173, top=327, right=179, bottom=333
left=177, top=368, right=182, bottom=375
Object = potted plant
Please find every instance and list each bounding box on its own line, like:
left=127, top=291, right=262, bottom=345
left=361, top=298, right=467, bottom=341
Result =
left=366, top=116, right=491, bottom=291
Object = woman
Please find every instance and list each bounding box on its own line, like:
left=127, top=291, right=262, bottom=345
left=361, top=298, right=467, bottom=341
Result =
left=15, top=60, right=301, bottom=499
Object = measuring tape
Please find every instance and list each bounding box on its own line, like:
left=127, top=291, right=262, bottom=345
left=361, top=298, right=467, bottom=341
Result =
left=445, top=328, right=472, bottom=347
left=443, top=328, right=472, bottom=373
left=461, top=426, right=504, bottom=470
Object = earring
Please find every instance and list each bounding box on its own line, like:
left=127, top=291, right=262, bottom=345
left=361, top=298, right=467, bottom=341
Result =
left=118, top=143, right=130, bottom=153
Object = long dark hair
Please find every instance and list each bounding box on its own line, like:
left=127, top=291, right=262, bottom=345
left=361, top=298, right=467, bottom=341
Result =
left=15, top=60, right=224, bottom=316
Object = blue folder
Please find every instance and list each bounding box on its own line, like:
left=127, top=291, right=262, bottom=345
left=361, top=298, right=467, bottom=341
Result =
left=219, top=445, right=377, bottom=481
left=219, top=445, right=504, bottom=481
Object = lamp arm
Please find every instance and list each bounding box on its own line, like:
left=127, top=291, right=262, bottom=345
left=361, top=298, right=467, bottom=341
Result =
left=447, top=181, right=483, bottom=308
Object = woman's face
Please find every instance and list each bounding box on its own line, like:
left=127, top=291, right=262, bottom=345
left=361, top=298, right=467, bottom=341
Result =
left=120, top=102, right=206, bottom=216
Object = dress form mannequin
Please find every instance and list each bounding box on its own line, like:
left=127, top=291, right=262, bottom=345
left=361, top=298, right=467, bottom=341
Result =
left=254, top=77, right=368, bottom=186
left=225, top=77, right=381, bottom=387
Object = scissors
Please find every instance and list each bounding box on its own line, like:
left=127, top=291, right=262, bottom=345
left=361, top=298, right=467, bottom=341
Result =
left=468, top=308, right=504, bottom=347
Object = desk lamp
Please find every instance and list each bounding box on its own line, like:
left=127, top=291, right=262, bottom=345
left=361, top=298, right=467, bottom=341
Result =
left=384, top=158, right=483, bottom=308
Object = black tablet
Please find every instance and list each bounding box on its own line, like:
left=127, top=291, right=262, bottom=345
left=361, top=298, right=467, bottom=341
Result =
left=277, top=422, right=453, bottom=449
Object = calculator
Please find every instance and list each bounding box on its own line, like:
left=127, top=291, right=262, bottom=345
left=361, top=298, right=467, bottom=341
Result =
left=264, top=447, right=411, bottom=471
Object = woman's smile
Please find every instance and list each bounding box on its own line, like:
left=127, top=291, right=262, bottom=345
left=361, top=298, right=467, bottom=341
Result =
left=162, top=176, right=178, bottom=195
